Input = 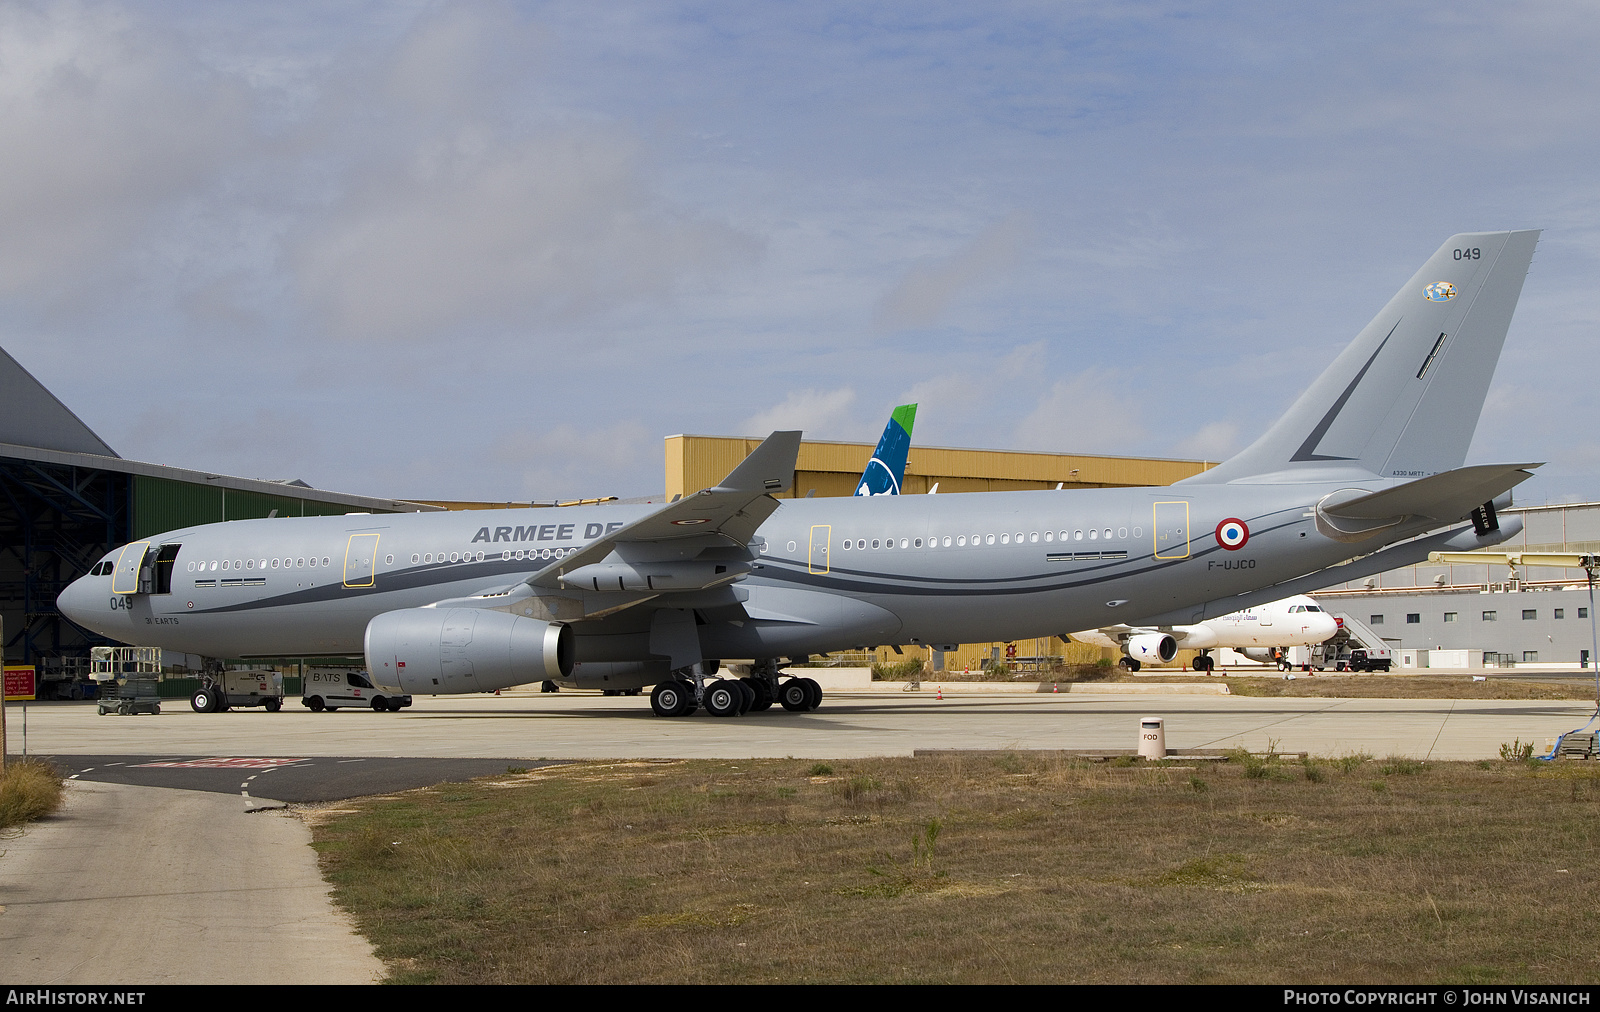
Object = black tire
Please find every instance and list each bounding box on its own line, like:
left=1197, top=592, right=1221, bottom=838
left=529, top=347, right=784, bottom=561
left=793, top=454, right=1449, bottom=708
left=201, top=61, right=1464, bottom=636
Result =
left=779, top=679, right=810, bottom=711
left=651, top=680, right=691, bottom=717
left=735, top=680, right=755, bottom=714
left=743, top=677, right=774, bottom=711
left=191, top=690, right=212, bottom=713
left=372, top=696, right=388, bottom=711
left=800, top=677, right=822, bottom=710
left=306, top=696, right=326, bottom=712
left=152, top=704, right=160, bottom=715
left=704, top=679, right=742, bottom=717
left=264, top=698, right=282, bottom=712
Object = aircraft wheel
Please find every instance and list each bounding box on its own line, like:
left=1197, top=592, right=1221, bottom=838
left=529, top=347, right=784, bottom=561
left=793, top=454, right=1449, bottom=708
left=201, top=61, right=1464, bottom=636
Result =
left=778, top=679, right=810, bottom=712
left=191, top=690, right=212, bottom=713
left=735, top=680, right=755, bottom=714
left=743, top=677, right=774, bottom=711
left=800, top=677, right=822, bottom=710
left=1127, top=658, right=1142, bottom=673
left=704, top=679, right=743, bottom=717
left=651, top=680, right=692, bottom=717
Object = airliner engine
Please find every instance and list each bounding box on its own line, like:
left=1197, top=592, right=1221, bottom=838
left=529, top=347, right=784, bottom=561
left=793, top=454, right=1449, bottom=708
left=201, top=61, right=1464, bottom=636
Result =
left=1125, top=632, right=1177, bottom=664
left=365, top=607, right=573, bottom=695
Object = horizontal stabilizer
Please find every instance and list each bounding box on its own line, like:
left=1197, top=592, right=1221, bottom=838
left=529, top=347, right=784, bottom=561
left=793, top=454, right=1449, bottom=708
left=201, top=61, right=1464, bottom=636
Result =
left=1320, top=463, right=1539, bottom=521
left=1313, top=463, right=1537, bottom=543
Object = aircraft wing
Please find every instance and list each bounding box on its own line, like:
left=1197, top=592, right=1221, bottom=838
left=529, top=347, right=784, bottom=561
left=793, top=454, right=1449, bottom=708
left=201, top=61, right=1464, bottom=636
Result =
left=526, top=430, right=801, bottom=592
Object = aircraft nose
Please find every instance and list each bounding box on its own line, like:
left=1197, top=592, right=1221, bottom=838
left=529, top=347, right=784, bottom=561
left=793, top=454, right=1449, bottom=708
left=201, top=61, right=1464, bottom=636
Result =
left=57, top=576, right=95, bottom=629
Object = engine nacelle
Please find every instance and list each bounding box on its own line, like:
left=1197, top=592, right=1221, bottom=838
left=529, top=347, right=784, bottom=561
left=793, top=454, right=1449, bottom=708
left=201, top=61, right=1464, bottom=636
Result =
left=1126, top=632, right=1177, bottom=664
left=557, top=661, right=671, bottom=691
left=365, top=607, right=574, bottom=695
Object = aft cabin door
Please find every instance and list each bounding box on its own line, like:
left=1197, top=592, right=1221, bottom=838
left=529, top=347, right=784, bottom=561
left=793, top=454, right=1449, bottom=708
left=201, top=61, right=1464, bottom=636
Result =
left=1152, top=502, right=1190, bottom=559
left=343, top=533, right=380, bottom=588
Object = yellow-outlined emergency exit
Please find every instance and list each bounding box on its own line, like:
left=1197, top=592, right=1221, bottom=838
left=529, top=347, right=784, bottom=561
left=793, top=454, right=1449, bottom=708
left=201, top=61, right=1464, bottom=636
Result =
left=343, top=533, right=380, bottom=588
left=808, top=525, right=831, bottom=574
left=1153, top=502, right=1190, bottom=559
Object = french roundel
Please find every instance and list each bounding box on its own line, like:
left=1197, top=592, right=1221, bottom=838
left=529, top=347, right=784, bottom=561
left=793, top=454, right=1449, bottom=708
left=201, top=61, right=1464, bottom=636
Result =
left=1215, top=518, right=1249, bottom=551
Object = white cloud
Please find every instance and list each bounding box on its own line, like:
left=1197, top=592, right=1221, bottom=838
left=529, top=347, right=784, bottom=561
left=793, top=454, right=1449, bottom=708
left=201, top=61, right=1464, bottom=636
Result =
left=740, top=387, right=857, bottom=439
left=1170, top=421, right=1240, bottom=462
left=1012, top=369, right=1145, bottom=455
left=0, top=3, right=248, bottom=301
left=874, top=213, right=1033, bottom=332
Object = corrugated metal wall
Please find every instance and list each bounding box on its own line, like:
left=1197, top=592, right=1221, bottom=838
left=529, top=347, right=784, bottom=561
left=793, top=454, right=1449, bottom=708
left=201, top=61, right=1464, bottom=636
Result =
left=132, top=476, right=377, bottom=539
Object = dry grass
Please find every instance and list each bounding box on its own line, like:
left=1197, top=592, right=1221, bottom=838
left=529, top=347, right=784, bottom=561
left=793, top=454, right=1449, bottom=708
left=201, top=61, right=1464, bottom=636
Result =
left=1219, top=676, right=1596, bottom=699
left=310, top=753, right=1600, bottom=985
left=0, top=758, right=64, bottom=829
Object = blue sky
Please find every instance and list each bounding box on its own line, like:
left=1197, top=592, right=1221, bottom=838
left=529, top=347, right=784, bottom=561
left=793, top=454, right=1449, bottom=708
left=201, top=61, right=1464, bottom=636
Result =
left=3, top=1, right=1596, bottom=503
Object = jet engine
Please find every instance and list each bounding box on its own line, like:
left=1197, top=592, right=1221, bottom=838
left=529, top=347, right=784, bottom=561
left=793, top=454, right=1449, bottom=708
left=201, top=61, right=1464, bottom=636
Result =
left=365, top=607, right=573, bottom=695
left=1125, top=632, right=1177, bottom=664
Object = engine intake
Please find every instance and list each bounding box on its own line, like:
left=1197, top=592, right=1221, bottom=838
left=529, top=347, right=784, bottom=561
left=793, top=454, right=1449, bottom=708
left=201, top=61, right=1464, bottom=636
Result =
left=365, top=607, right=573, bottom=695
left=1126, top=632, right=1177, bottom=664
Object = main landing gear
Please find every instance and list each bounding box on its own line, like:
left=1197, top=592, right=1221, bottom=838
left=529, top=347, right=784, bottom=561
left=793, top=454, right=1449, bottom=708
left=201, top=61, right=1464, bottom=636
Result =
left=648, top=659, right=822, bottom=718
left=1192, top=651, right=1216, bottom=672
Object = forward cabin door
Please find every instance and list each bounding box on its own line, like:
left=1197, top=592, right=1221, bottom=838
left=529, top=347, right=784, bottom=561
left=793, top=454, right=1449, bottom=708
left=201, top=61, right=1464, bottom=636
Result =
left=111, top=541, right=152, bottom=595
left=343, top=534, right=380, bottom=588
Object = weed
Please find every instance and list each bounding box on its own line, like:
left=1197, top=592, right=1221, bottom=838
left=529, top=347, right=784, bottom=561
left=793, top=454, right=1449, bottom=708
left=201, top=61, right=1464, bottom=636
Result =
left=995, top=753, right=1024, bottom=774
left=1369, top=780, right=1389, bottom=792
left=871, top=658, right=924, bottom=680
left=806, top=763, right=834, bottom=777
left=0, top=759, right=64, bottom=829
left=834, top=775, right=883, bottom=801
left=1187, top=776, right=1209, bottom=794
left=847, top=817, right=948, bottom=898
left=506, top=766, right=530, bottom=774
left=1335, top=752, right=1373, bottom=774
left=1301, top=758, right=1326, bottom=783
left=1145, top=854, right=1258, bottom=891
left=1498, top=739, right=1535, bottom=763
left=1381, top=756, right=1426, bottom=776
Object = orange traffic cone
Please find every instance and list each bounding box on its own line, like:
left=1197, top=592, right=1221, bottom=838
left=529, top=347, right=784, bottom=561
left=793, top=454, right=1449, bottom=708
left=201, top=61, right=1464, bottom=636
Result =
left=936, top=685, right=943, bottom=700
left=1052, top=682, right=1059, bottom=693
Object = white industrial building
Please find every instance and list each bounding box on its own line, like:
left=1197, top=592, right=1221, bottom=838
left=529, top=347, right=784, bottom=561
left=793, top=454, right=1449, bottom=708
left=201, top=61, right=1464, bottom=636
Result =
left=1310, top=501, right=1600, bottom=669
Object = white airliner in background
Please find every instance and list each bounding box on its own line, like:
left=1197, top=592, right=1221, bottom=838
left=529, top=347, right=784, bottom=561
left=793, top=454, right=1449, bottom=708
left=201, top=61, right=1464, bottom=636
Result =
left=1071, top=594, right=1339, bottom=671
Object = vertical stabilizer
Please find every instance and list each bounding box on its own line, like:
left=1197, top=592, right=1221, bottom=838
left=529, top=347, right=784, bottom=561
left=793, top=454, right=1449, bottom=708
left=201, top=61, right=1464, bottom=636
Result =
left=856, top=403, right=917, bottom=496
left=1187, top=231, right=1538, bottom=484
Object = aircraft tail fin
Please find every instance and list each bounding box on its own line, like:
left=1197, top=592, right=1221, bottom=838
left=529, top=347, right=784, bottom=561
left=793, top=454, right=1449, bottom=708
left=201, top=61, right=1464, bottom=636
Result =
left=855, top=403, right=917, bottom=496
left=1186, top=230, right=1539, bottom=484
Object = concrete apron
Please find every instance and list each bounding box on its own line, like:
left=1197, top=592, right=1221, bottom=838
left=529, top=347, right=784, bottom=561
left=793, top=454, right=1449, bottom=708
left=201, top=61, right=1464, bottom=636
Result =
left=0, top=779, right=383, bottom=985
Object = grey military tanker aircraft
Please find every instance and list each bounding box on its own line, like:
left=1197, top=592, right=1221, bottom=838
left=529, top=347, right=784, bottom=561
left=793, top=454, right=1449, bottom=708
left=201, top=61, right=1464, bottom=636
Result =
left=59, top=230, right=1542, bottom=718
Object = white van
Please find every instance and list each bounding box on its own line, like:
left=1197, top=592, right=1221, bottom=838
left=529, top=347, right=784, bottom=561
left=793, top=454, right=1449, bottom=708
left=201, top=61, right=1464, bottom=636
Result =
left=302, top=669, right=412, bottom=712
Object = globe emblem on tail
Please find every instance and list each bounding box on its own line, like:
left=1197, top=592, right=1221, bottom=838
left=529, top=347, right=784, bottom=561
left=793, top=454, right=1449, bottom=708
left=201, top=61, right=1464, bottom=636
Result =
left=1424, top=282, right=1456, bottom=302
